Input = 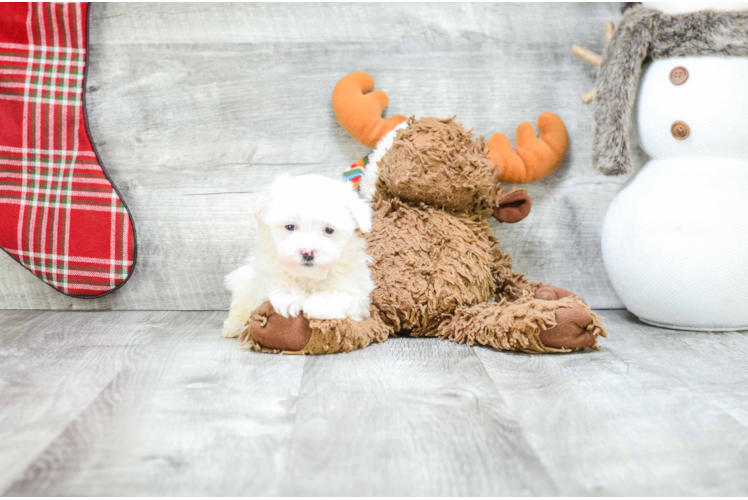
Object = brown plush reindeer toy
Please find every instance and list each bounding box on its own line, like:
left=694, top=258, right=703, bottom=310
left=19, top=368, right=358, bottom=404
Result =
left=240, top=72, right=606, bottom=354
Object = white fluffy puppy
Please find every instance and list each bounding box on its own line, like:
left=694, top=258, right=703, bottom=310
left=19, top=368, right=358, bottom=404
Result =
left=222, top=173, right=374, bottom=338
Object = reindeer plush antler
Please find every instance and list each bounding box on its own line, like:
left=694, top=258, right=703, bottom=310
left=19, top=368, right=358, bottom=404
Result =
left=332, top=72, right=407, bottom=148
left=484, top=113, right=569, bottom=184
left=333, top=72, right=568, bottom=185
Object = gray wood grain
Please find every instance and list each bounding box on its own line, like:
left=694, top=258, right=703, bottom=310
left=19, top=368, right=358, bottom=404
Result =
left=0, top=311, right=165, bottom=493
left=0, top=2, right=628, bottom=310
left=2, top=309, right=747, bottom=495
left=476, top=310, right=748, bottom=496
left=2, top=310, right=306, bottom=496
left=281, top=338, right=556, bottom=496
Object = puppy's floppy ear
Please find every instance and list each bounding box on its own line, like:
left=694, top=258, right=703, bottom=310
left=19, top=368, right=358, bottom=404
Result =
left=346, top=190, right=372, bottom=233
left=253, top=186, right=273, bottom=226
left=254, top=174, right=291, bottom=226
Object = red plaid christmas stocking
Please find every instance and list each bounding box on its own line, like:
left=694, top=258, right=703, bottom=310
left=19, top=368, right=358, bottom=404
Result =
left=0, top=2, right=136, bottom=297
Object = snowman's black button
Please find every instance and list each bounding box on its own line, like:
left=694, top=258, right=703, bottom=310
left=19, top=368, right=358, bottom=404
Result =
left=671, top=121, right=690, bottom=140
left=670, top=67, right=689, bottom=85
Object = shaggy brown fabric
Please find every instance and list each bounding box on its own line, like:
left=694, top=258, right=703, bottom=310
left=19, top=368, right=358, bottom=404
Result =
left=489, top=235, right=537, bottom=302
left=304, top=313, right=392, bottom=354
left=439, top=295, right=605, bottom=353
left=439, top=294, right=605, bottom=353
left=365, top=117, right=605, bottom=352
left=379, top=117, right=497, bottom=217
left=366, top=198, right=496, bottom=337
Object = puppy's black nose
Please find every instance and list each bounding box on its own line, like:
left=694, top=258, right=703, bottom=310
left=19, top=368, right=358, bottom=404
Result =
left=301, top=249, right=315, bottom=262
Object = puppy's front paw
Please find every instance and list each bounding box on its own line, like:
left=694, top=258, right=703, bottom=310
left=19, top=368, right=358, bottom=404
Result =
left=222, top=316, right=245, bottom=338
left=269, top=291, right=306, bottom=318
left=303, top=294, right=347, bottom=320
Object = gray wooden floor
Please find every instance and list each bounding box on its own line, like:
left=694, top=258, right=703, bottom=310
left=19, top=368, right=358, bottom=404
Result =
left=1, top=309, right=747, bottom=496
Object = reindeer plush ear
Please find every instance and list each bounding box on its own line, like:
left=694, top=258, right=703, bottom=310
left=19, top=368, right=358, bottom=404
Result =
left=332, top=72, right=408, bottom=148
left=253, top=187, right=272, bottom=226
left=493, top=188, right=532, bottom=223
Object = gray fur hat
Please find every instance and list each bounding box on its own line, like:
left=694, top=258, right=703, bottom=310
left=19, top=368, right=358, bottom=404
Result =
left=593, top=5, right=748, bottom=175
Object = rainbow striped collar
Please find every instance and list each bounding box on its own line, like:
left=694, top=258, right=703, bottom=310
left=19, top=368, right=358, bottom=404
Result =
left=343, top=154, right=369, bottom=191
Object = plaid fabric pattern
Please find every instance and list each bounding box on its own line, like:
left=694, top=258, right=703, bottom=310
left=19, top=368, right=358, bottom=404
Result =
left=0, top=3, right=136, bottom=296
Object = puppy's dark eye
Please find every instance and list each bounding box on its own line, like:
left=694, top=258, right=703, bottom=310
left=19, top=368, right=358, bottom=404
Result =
left=285, top=224, right=296, bottom=231
left=324, top=227, right=334, bottom=235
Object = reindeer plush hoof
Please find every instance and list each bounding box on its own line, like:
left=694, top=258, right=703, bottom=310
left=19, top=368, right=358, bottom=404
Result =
left=533, top=285, right=598, bottom=349
left=241, top=302, right=392, bottom=355
left=244, top=302, right=313, bottom=352
left=534, top=284, right=577, bottom=301
left=540, top=302, right=597, bottom=350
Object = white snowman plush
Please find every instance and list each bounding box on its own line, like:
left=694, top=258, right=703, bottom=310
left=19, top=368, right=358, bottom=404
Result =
left=574, top=3, right=748, bottom=330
